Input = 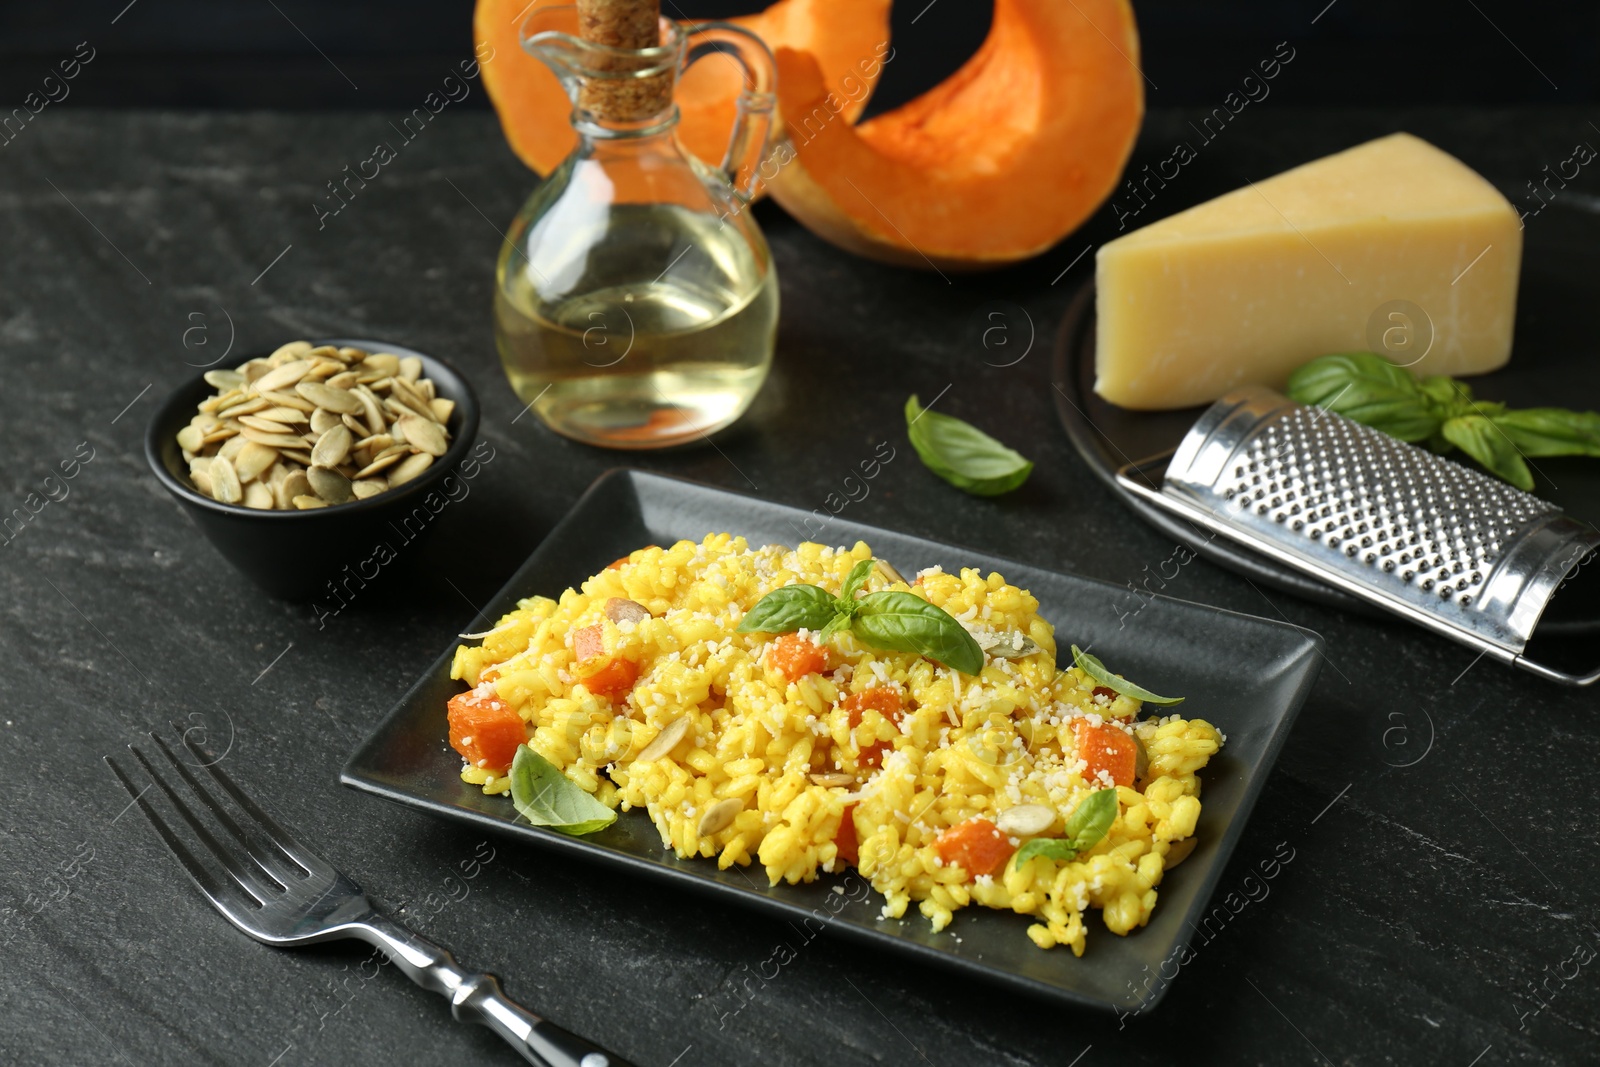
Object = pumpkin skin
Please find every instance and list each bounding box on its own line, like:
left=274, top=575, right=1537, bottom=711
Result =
left=476, top=0, right=893, bottom=177
left=766, top=0, right=1145, bottom=270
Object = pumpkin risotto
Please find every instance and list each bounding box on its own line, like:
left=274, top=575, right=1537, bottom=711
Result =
left=447, top=536, right=1222, bottom=954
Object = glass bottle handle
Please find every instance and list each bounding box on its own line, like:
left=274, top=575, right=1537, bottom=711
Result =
left=682, top=23, right=778, bottom=202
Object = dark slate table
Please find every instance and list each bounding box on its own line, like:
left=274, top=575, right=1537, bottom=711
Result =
left=2, top=107, right=1596, bottom=1066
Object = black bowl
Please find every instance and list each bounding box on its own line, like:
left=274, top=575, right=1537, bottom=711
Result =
left=146, top=338, right=482, bottom=601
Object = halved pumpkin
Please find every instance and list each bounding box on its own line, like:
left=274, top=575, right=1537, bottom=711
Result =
left=475, top=0, right=893, bottom=176
left=766, top=0, right=1144, bottom=270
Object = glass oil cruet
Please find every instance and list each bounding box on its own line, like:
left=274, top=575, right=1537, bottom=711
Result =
left=494, top=1, right=779, bottom=449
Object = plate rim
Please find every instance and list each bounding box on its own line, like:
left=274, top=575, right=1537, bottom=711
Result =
left=341, top=467, right=1325, bottom=1013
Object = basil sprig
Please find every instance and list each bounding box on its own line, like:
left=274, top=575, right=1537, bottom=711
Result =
left=1286, top=352, right=1600, bottom=491
left=905, top=395, right=1033, bottom=496
left=1012, top=789, right=1118, bottom=868
left=737, top=557, right=984, bottom=675
left=509, top=744, right=616, bottom=836
left=1070, top=645, right=1185, bottom=706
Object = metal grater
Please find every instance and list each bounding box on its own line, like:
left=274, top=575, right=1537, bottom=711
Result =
left=1115, top=387, right=1600, bottom=686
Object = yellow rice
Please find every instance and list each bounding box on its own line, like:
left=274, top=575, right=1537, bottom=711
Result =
left=449, top=535, right=1222, bottom=954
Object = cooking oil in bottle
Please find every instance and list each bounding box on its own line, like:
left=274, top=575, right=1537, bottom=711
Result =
left=494, top=202, right=777, bottom=449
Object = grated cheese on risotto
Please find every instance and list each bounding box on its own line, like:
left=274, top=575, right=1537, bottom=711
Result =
left=448, top=536, right=1221, bottom=954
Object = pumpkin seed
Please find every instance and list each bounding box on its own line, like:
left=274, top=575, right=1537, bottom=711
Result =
left=243, top=482, right=275, bottom=509
left=995, top=804, right=1055, bottom=837
left=296, top=381, right=364, bottom=415
left=388, top=452, right=433, bottom=486
left=217, top=433, right=248, bottom=459
left=203, top=369, right=244, bottom=391
left=210, top=456, right=243, bottom=503
left=808, top=772, right=854, bottom=788
left=430, top=398, right=455, bottom=423
left=234, top=441, right=278, bottom=483
left=176, top=424, right=205, bottom=453
left=397, top=413, right=448, bottom=457
left=277, top=469, right=312, bottom=509
left=354, top=432, right=394, bottom=453
left=312, top=425, right=353, bottom=468
left=352, top=385, right=386, bottom=436
left=252, top=359, right=314, bottom=395
left=351, top=477, right=388, bottom=499
left=363, top=352, right=401, bottom=375
left=255, top=406, right=307, bottom=425
left=326, top=370, right=359, bottom=390
left=280, top=448, right=316, bottom=466
left=268, top=341, right=313, bottom=363
left=217, top=396, right=268, bottom=418
left=191, top=469, right=214, bottom=495
left=240, top=426, right=307, bottom=450
left=637, top=717, right=688, bottom=761
left=309, top=407, right=343, bottom=434
left=337, top=346, right=366, bottom=362
left=291, top=494, right=327, bottom=510
left=239, top=414, right=294, bottom=434
left=239, top=358, right=274, bottom=382
left=975, top=630, right=1041, bottom=659
left=875, top=559, right=909, bottom=586
left=307, top=464, right=353, bottom=503
left=352, top=451, right=404, bottom=479
left=697, top=798, right=742, bottom=837
left=399, top=355, right=422, bottom=382
left=256, top=390, right=316, bottom=413
left=604, top=597, right=651, bottom=625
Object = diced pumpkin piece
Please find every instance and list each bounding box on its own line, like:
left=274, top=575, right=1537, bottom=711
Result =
left=934, top=817, right=1017, bottom=879
left=572, top=621, right=640, bottom=699
left=843, top=687, right=903, bottom=768
left=1073, top=718, right=1138, bottom=788
left=447, top=688, right=526, bottom=771
left=769, top=633, right=829, bottom=682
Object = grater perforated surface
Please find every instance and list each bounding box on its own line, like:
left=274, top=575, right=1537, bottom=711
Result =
left=1135, top=388, right=1600, bottom=678
left=1219, top=405, right=1556, bottom=608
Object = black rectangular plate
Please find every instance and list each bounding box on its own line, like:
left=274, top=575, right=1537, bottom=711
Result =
left=342, top=469, right=1323, bottom=1013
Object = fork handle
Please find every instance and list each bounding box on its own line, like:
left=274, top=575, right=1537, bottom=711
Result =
left=353, top=916, right=634, bottom=1067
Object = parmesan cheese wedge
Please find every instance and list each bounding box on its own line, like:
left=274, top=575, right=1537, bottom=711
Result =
left=1094, top=133, right=1522, bottom=410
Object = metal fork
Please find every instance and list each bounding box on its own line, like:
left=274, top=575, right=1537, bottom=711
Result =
left=106, top=728, right=633, bottom=1067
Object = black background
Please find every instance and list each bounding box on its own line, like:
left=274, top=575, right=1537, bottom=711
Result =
left=2, top=0, right=1596, bottom=111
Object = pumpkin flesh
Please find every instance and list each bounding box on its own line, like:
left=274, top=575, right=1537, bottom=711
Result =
left=767, top=0, right=1144, bottom=269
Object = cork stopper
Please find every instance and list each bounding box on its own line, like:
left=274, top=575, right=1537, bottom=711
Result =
left=575, top=0, right=673, bottom=122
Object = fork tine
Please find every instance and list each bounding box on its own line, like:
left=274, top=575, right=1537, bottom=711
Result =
left=178, top=727, right=332, bottom=877
left=105, top=754, right=255, bottom=918
left=126, top=742, right=285, bottom=906
left=150, top=731, right=307, bottom=886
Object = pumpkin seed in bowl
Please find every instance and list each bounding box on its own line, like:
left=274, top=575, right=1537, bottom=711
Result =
left=177, top=341, right=455, bottom=509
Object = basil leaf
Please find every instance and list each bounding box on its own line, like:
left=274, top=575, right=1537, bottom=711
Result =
left=509, top=745, right=616, bottom=836
left=840, top=557, right=876, bottom=605
left=904, top=395, right=1033, bottom=497
left=1285, top=352, right=1440, bottom=442
left=850, top=591, right=985, bottom=675
left=1070, top=645, right=1184, bottom=705
left=737, top=584, right=839, bottom=633
left=1013, top=838, right=1080, bottom=866
left=1062, top=787, right=1118, bottom=848
left=1441, top=415, right=1534, bottom=491
left=1013, top=789, right=1119, bottom=868
left=1489, top=408, right=1600, bottom=458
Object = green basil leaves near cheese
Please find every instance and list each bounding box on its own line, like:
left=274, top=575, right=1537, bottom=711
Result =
left=1012, top=789, right=1118, bottom=868
left=905, top=395, right=1033, bottom=496
left=509, top=745, right=616, bottom=836
left=737, top=558, right=985, bottom=675
left=1070, top=645, right=1185, bottom=706
left=1287, top=352, right=1600, bottom=492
